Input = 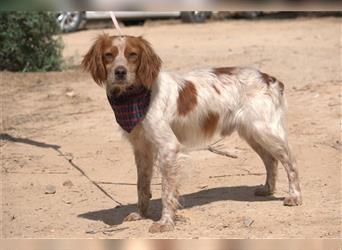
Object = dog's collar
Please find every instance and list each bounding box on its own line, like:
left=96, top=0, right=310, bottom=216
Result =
left=107, top=86, right=151, bottom=133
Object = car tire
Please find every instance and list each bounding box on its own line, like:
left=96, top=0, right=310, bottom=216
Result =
left=56, top=11, right=85, bottom=33
left=180, top=11, right=211, bottom=23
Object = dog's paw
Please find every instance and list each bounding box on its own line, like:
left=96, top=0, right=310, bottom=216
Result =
left=148, top=221, right=174, bottom=233
left=283, top=196, right=302, bottom=206
left=123, top=212, right=144, bottom=222
left=254, top=185, right=273, bottom=196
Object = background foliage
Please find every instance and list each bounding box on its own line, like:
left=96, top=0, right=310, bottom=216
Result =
left=0, top=12, right=63, bottom=72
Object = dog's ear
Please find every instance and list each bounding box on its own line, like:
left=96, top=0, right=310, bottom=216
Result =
left=82, top=34, right=109, bottom=86
left=137, top=37, right=162, bottom=89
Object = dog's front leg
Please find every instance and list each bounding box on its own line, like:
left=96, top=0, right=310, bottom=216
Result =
left=143, top=121, right=180, bottom=233
left=149, top=143, right=180, bottom=233
left=124, top=134, right=154, bottom=222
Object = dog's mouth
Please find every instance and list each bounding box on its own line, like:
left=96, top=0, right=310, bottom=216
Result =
left=113, top=79, right=127, bottom=85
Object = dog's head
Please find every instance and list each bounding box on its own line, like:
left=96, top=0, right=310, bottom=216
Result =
left=82, top=34, right=162, bottom=96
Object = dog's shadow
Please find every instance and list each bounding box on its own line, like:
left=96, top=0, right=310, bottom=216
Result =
left=78, top=185, right=283, bottom=226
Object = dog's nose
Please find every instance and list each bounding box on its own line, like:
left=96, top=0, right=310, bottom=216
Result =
left=115, top=66, right=127, bottom=80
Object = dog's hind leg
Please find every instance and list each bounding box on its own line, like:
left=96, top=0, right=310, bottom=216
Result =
left=239, top=120, right=302, bottom=206
left=244, top=137, right=278, bottom=196
left=236, top=88, right=302, bottom=206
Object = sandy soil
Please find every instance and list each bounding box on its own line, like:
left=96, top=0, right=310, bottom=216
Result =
left=1, top=17, right=341, bottom=239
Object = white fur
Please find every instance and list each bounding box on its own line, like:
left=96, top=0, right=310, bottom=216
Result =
left=82, top=35, right=302, bottom=232
left=124, top=66, right=302, bottom=232
left=141, top=67, right=285, bottom=147
left=90, top=38, right=304, bottom=232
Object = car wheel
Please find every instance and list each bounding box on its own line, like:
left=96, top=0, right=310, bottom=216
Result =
left=56, top=11, right=85, bottom=32
left=180, top=11, right=211, bottom=23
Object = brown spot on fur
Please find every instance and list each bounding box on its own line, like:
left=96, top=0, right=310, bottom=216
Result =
left=260, top=72, right=276, bottom=86
left=212, top=85, right=221, bottom=95
left=213, top=67, right=236, bottom=76
left=260, top=72, right=285, bottom=95
left=201, top=112, right=219, bottom=138
left=177, top=81, right=197, bottom=116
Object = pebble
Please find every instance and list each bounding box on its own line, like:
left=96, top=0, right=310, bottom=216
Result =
left=44, top=184, right=56, bottom=194
left=66, top=91, right=76, bottom=97
left=85, top=230, right=97, bottom=234
left=62, top=199, right=72, bottom=205
left=63, top=180, right=74, bottom=187
left=243, top=217, right=254, bottom=227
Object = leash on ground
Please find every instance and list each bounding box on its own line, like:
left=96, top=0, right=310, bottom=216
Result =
left=1, top=133, right=125, bottom=206
left=192, top=138, right=238, bottom=158
left=54, top=147, right=125, bottom=207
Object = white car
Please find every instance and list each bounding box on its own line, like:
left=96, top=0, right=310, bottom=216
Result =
left=56, top=11, right=212, bottom=32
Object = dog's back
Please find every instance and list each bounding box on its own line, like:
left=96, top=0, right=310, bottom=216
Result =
left=151, top=67, right=286, bottom=147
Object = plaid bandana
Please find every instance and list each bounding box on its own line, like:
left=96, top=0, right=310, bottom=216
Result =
left=107, top=86, right=151, bottom=133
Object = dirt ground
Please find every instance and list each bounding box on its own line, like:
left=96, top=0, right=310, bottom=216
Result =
left=1, top=17, right=341, bottom=239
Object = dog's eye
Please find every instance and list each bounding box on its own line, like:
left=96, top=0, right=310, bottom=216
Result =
left=104, top=53, right=114, bottom=61
left=128, top=52, right=138, bottom=60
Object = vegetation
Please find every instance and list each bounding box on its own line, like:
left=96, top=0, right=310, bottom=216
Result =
left=0, top=12, right=63, bottom=72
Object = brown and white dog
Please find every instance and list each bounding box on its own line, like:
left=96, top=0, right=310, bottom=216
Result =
left=82, top=34, right=302, bottom=233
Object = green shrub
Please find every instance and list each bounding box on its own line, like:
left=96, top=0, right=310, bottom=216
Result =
left=0, top=12, right=63, bottom=72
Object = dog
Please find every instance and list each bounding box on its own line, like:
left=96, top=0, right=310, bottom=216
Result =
left=82, top=34, right=302, bottom=233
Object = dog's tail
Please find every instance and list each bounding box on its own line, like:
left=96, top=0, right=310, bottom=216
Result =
left=260, top=72, right=284, bottom=94
left=260, top=71, right=286, bottom=109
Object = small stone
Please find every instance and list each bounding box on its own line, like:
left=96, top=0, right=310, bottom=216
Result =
left=85, top=230, right=97, bottom=234
left=63, top=180, right=74, bottom=187
left=44, top=184, right=56, bottom=194
left=243, top=217, right=254, bottom=227
left=62, top=199, right=72, bottom=205
left=66, top=91, right=75, bottom=97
